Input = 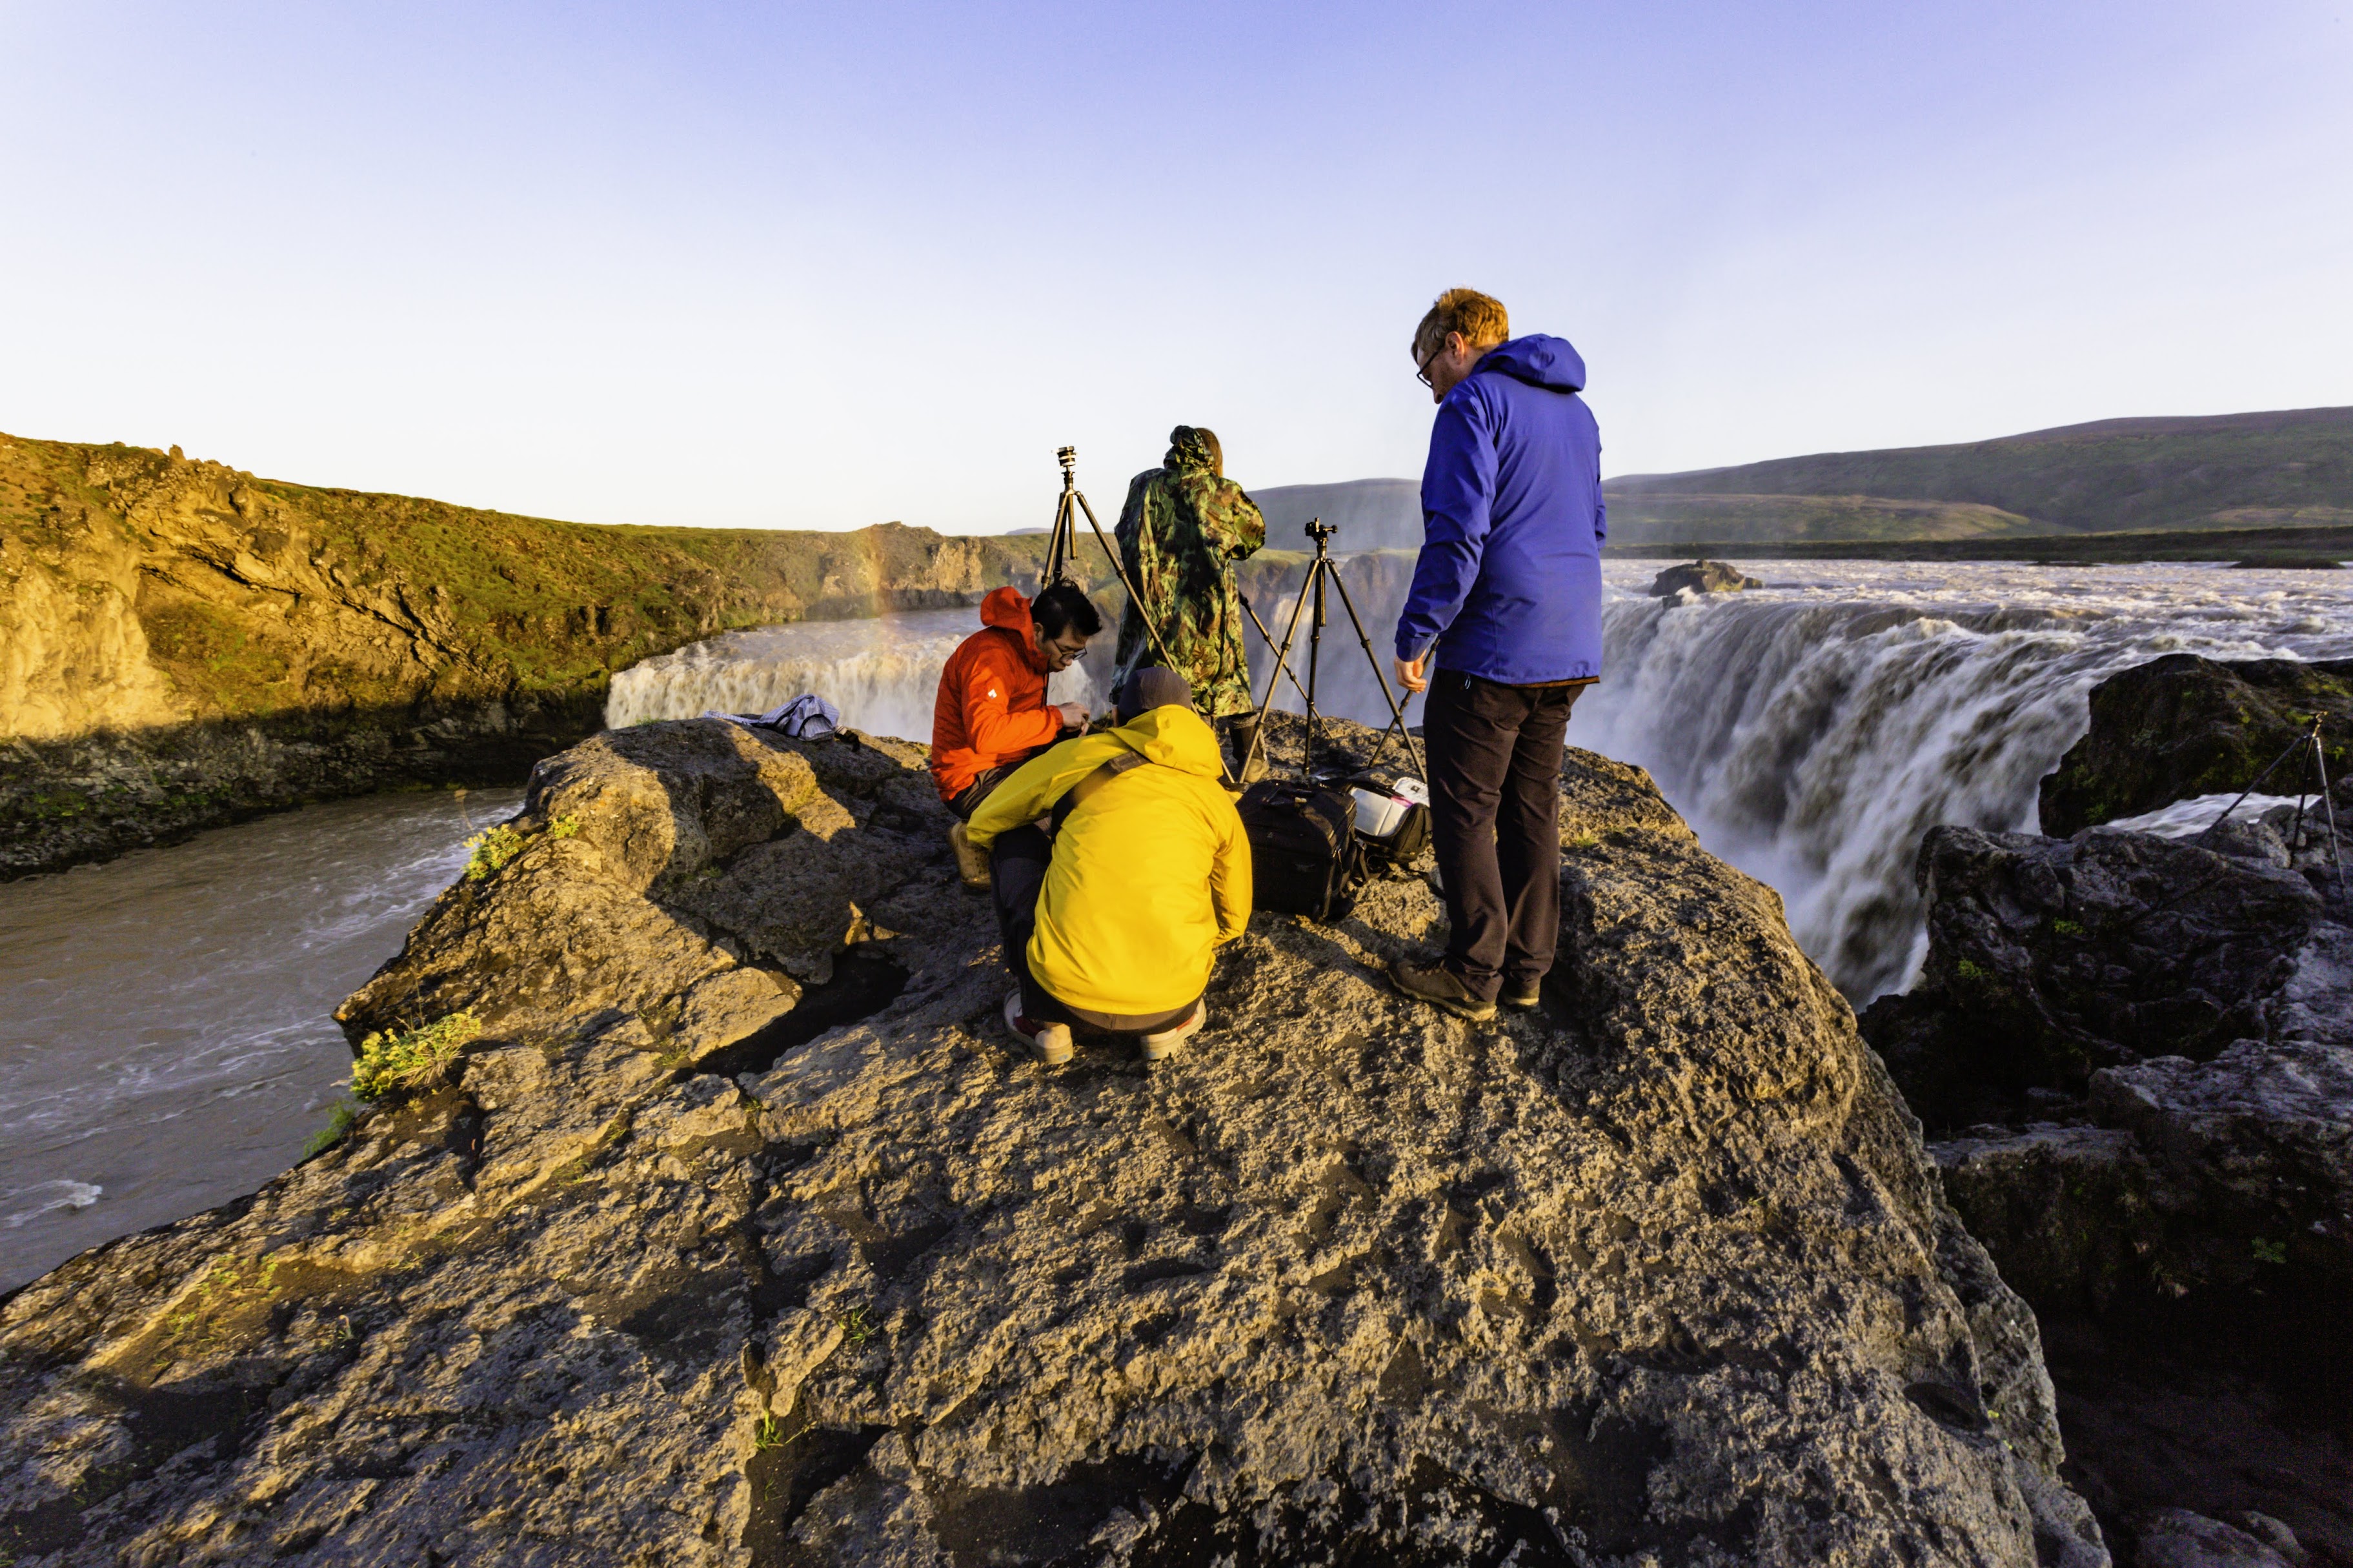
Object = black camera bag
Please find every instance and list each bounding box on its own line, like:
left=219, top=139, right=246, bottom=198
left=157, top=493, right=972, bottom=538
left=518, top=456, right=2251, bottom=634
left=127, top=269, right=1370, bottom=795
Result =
left=1238, top=779, right=1362, bottom=923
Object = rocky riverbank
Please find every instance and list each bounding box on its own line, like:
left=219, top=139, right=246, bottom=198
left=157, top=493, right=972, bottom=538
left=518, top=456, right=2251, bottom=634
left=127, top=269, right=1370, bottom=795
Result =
left=2038, top=652, right=2353, bottom=836
left=0, top=715, right=2103, bottom=1565
left=0, top=433, right=1071, bottom=878
left=1861, top=658, right=2353, bottom=1566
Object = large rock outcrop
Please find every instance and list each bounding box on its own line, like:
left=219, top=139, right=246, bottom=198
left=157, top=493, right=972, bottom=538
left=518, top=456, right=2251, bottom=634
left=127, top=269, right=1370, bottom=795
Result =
left=1646, top=559, right=1763, bottom=598
left=0, top=432, right=1064, bottom=878
left=1862, top=818, right=2353, bottom=1292
left=0, top=717, right=2105, bottom=1565
left=1859, top=825, right=2329, bottom=1130
left=2038, top=653, right=2353, bottom=836
left=1860, top=806, right=2353, bottom=1565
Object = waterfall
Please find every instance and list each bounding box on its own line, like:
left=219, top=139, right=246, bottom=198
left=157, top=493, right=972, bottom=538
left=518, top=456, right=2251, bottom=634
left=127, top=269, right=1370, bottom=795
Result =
left=606, top=608, right=1100, bottom=742
left=1577, top=562, right=2353, bottom=1000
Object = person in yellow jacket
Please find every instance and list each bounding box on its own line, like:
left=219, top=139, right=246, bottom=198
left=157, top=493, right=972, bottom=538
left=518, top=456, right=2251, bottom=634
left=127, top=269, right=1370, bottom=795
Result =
left=964, top=666, right=1252, bottom=1065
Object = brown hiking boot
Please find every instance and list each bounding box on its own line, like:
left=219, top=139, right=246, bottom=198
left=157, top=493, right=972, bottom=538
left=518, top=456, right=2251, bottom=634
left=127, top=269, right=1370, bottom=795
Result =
left=1389, top=958, right=1497, bottom=1023
left=948, top=821, right=991, bottom=890
left=1500, top=979, right=1543, bottom=1010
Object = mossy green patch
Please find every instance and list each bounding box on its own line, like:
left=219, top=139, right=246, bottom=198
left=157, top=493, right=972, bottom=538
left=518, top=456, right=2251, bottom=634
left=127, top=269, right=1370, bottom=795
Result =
left=353, top=1011, right=483, bottom=1100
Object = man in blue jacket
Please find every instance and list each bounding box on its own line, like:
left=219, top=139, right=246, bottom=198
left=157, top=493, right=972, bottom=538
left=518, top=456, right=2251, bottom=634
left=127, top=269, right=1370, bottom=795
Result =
left=1389, top=288, right=1606, bottom=1023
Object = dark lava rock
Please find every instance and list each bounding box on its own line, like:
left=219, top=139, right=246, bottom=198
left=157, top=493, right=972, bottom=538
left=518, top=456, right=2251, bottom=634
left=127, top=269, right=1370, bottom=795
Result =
left=1873, top=816, right=2353, bottom=1563
left=2039, top=654, right=2353, bottom=836
left=1859, top=825, right=2324, bottom=1130
left=0, top=718, right=2105, bottom=1565
left=1932, top=1125, right=2160, bottom=1315
left=2132, top=1509, right=2301, bottom=1567
left=1646, top=559, right=1763, bottom=598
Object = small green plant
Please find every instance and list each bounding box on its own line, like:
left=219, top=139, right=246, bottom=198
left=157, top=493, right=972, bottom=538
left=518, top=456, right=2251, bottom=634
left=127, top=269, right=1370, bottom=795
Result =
left=352, top=1011, right=483, bottom=1100
left=1955, top=959, right=1988, bottom=982
left=1568, top=832, right=1600, bottom=850
left=463, top=823, right=529, bottom=881
left=752, top=1414, right=791, bottom=1451
left=2051, top=918, right=2085, bottom=938
left=464, top=814, right=580, bottom=881
left=2252, top=1237, right=2288, bottom=1266
left=303, top=1099, right=363, bottom=1158
left=838, top=1303, right=873, bottom=1350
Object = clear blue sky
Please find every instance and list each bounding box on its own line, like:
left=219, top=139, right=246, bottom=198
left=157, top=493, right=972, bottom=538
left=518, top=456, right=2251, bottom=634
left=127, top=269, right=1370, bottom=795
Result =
left=4, top=1, right=2348, bottom=533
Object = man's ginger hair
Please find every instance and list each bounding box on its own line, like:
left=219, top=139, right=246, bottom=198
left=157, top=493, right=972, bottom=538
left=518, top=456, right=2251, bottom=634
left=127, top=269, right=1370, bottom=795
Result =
left=1413, top=288, right=1510, bottom=359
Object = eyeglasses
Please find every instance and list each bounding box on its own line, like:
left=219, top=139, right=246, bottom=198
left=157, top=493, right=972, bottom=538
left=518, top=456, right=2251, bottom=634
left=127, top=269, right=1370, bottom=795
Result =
left=1415, top=343, right=1445, bottom=388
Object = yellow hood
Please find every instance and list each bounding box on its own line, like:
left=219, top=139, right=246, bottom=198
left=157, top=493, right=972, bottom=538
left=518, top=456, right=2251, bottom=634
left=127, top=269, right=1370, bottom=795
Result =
left=1109, top=705, right=1226, bottom=778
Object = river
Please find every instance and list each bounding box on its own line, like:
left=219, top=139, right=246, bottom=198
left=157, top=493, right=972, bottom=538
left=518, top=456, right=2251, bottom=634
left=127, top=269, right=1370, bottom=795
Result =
left=6, top=559, right=2348, bottom=1287
left=0, top=787, right=520, bottom=1291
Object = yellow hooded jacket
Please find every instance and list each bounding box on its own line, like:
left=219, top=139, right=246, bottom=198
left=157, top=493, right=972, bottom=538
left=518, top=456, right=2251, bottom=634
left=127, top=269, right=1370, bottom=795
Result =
left=964, top=705, right=1251, bottom=1017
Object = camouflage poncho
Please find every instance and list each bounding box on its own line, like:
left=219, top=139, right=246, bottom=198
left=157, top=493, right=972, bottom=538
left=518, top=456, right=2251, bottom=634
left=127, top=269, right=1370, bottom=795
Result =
left=1111, top=427, right=1267, bottom=718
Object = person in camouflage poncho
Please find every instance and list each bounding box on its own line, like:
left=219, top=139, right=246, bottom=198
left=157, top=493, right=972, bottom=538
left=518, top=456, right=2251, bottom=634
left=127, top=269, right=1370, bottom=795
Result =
left=1112, top=428, right=1267, bottom=747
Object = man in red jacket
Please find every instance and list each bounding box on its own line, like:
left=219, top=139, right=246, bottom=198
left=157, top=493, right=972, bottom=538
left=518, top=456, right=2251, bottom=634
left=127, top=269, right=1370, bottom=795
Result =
left=931, top=582, right=1102, bottom=885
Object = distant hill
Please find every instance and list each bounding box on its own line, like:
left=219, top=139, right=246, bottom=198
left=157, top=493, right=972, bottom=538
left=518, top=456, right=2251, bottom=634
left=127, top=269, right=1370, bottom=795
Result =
left=1600, top=492, right=2042, bottom=545
left=1249, top=474, right=2050, bottom=548
left=1251, top=479, right=1424, bottom=552
left=1606, top=406, right=2353, bottom=535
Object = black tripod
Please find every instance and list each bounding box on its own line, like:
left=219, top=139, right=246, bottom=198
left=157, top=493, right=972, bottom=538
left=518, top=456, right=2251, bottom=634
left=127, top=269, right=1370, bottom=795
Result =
left=2197, top=710, right=2345, bottom=890
left=1034, top=445, right=1194, bottom=739
left=1240, top=519, right=1425, bottom=783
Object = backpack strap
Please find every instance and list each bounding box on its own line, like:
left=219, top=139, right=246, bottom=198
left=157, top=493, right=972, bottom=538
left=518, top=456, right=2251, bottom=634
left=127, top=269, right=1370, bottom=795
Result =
left=1049, top=747, right=1153, bottom=833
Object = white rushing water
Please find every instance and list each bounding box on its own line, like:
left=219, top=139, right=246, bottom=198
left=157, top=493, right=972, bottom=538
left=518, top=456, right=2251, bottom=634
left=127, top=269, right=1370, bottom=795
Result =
left=606, top=608, right=1102, bottom=738
left=0, top=787, right=520, bottom=1290
left=1579, top=561, right=2353, bottom=998
left=607, top=561, right=2353, bottom=1001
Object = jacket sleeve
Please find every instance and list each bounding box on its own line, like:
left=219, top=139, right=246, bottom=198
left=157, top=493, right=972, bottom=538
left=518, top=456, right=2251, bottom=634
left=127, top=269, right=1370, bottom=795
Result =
left=1394, top=387, right=1498, bottom=662
left=960, top=643, right=1062, bottom=759
left=1594, top=441, right=1609, bottom=546
left=1207, top=799, right=1253, bottom=942
left=964, top=747, right=1064, bottom=851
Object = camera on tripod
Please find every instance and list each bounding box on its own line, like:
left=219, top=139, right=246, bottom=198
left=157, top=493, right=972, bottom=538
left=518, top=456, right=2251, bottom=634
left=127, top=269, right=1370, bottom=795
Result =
left=1237, top=516, right=1422, bottom=784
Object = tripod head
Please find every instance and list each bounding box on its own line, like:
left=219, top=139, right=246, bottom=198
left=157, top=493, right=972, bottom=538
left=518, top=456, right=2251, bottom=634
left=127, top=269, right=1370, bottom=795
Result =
left=1056, top=446, right=1077, bottom=490
left=1304, top=517, right=1337, bottom=556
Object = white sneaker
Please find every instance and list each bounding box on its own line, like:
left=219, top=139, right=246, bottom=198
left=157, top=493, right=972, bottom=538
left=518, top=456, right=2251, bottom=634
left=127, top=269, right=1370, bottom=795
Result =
left=1139, top=1001, right=1206, bottom=1061
left=1003, top=990, right=1073, bottom=1066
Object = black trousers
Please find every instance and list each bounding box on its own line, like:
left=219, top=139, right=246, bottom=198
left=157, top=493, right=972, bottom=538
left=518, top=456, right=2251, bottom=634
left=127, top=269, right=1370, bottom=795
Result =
left=988, top=824, right=1196, bottom=1034
left=1424, top=671, right=1584, bottom=1002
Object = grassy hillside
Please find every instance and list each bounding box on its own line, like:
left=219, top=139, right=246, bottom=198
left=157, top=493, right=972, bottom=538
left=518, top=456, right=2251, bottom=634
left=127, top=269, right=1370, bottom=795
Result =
left=0, top=431, right=1104, bottom=873
left=1602, top=492, right=2042, bottom=544
left=1601, top=521, right=2353, bottom=567
left=1605, top=406, right=2353, bottom=534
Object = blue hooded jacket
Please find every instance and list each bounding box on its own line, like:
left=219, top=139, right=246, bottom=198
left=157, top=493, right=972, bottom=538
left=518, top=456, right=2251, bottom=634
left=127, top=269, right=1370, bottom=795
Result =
left=1393, top=334, right=1606, bottom=685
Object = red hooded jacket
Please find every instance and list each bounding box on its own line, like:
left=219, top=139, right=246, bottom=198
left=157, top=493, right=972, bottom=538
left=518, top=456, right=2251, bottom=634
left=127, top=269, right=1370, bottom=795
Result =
left=929, top=587, right=1064, bottom=801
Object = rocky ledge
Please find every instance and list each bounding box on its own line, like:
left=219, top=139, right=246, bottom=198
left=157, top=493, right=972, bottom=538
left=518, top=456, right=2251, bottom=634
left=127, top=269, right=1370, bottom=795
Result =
left=1646, top=560, right=1762, bottom=598
left=2038, top=652, right=2353, bottom=836
left=1859, top=797, right=2352, bottom=1563
left=0, top=716, right=2103, bottom=1565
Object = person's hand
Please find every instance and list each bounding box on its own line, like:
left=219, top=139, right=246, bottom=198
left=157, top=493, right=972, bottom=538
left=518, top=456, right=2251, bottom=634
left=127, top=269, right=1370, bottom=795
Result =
left=1056, top=701, right=1089, bottom=730
left=1394, top=656, right=1428, bottom=694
